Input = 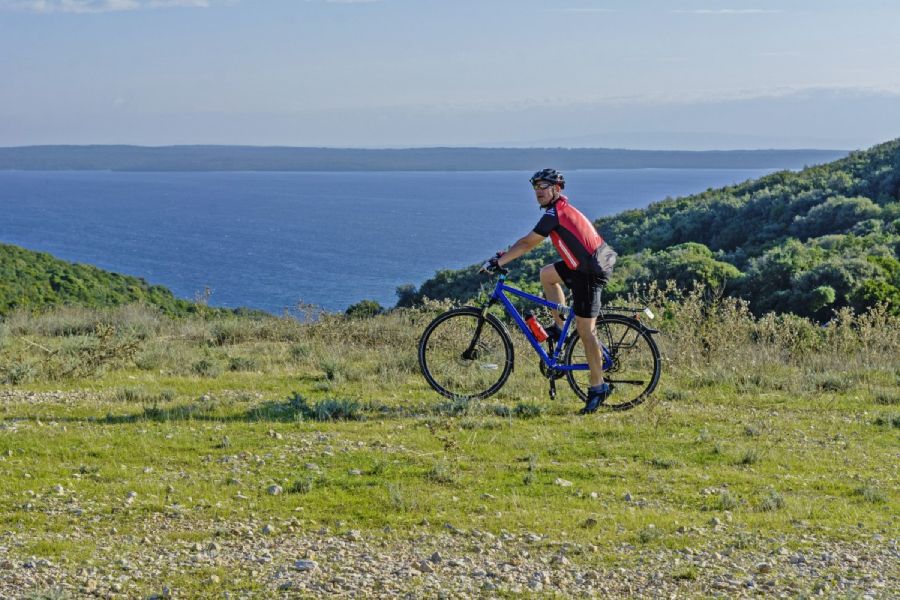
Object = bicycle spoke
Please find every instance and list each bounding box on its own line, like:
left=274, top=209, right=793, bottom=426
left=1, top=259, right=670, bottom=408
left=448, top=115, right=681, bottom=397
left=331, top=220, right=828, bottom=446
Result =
left=564, top=315, right=660, bottom=410
left=418, top=308, right=513, bottom=400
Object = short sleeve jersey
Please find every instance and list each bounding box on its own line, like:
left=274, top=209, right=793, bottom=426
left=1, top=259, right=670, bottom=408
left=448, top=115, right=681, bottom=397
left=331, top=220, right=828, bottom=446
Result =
left=533, top=195, right=605, bottom=272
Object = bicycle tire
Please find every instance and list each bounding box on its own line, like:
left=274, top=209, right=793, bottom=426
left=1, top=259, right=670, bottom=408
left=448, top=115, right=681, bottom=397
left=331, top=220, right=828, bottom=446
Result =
left=562, top=314, right=661, bottom=410
left=418, top=307, right=515, bottom=401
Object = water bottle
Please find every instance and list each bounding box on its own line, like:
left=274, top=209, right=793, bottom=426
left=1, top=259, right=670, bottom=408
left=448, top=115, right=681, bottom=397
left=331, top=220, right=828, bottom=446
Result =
left=525, top=311, right=548, bottom=342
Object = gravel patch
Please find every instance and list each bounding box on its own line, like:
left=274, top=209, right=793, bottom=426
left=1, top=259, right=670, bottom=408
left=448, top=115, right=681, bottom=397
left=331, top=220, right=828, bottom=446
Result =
left=0, top=524, right=896, bottom=598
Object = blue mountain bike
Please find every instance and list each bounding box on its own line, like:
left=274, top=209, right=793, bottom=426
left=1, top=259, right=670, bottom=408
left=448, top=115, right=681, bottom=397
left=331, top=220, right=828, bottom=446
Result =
left=418, top=270, right=661, bottom=410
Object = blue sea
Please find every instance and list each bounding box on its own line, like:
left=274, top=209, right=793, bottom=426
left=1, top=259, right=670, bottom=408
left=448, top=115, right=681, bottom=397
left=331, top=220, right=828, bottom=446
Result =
left=0, top=169, right=776, bottom=313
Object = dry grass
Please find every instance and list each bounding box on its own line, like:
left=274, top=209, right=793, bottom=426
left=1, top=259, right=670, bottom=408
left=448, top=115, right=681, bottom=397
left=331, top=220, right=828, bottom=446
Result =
left=2, top=288, right=898, bottom=397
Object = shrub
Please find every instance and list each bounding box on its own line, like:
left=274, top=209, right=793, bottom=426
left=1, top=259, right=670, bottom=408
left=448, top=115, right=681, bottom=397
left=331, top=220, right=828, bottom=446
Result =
left=228, top=356, right=258, bottom=372
left=114, top=387, right=176, bottom=404
left=209, top=316, right=304, bottom=345
left=134, top=349, right=164, bottom=371
left=717, top=490, right=740, bottom=510
left=114, top=387, right=151, bottom=403
left=254, top=394, right=366, bottom=422
left=853, top=483, right=886, bottom=503
left=192, top=359, right=222, bottom=378
left=319, top=357, right=345, bottom=382
left=874, top=389, right=899, bottom=405
left=107, top=303, right=163, bottom=339
left=672, top=566, right=698, bottom=581
left=47, top=323, right=141, bottom=380
left=873, top=414, right=900, bottom=429
left=210, top=319, right=258, bottom=346
left=491, top=405, right=512, bottom=417
left=638, top=525, right=661, bottom=543
left=288, top=477, right=315, bottom=494
left=312, top=399, right=364, bottom=422
left=812, top=373, right=851, bottom=392
left=387, top=483, right=417, bottom=512
left=758, top=489, right=785, bottom=512
left=513, top=403, right=544, bottom=419
left=345, top=299, right=384, bottom=318
left=289, top=343, right=311, bottom=361
left=9, top=305, right=99, bottom=337
left=436, top=399, right=471, bottom=417
left=662, top=389, right=687, bottom=402
left=250, top=393, right=309, bottom=422
left=649, top=457, right=680, bottom=469
left=738, top=449, right=760, bottom=466
left=425, top=461, right=458, bottom=485
left=791, top=196, right=882, bottom=239
left=1, top=360, right=37, bottom=385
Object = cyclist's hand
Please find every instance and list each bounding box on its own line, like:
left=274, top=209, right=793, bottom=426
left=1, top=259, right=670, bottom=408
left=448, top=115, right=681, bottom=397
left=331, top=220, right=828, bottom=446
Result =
left=479, top=251, right=506, bottom=274
left=480, top=257, right=500, bottom=274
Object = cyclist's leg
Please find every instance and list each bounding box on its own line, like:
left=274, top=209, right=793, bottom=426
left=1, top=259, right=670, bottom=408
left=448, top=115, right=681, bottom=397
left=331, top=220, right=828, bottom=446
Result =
left=540, top=264, right=566, bottom=328
left=575, top=315, right=604, bottom=387
left=571, top=272, right=606, bottom=388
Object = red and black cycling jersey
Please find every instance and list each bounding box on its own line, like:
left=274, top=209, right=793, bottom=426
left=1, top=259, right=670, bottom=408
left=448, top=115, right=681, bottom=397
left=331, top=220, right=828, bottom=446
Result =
left=533, top=195, right=613, bottom=274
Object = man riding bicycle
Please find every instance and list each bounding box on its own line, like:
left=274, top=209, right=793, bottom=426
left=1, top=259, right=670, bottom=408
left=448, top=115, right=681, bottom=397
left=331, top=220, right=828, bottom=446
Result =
left=481, top=168, right=617, bottom=413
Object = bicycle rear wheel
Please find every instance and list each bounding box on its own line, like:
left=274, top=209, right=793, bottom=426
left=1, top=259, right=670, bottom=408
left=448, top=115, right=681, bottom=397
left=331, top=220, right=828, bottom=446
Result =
left=563, top=314, right=661, bottom=410
left=418, top=307, right=514, bottom=401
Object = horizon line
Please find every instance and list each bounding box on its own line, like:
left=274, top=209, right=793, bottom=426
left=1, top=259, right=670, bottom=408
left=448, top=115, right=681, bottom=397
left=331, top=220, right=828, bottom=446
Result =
left=0, top=144, right=853, bottom=152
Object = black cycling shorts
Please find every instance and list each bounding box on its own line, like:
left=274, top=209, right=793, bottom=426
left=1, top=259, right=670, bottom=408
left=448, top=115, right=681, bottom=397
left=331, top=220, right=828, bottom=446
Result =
left=554, top=261, right=606, bottom=318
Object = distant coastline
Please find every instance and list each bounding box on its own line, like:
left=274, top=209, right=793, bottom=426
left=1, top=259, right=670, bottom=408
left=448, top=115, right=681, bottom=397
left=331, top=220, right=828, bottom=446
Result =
left=0, top=145, right=848, bottom=172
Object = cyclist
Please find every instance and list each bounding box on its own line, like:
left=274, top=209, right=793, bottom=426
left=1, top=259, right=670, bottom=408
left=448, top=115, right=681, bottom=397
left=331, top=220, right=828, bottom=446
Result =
left=481, top=168, right=617, bottom=413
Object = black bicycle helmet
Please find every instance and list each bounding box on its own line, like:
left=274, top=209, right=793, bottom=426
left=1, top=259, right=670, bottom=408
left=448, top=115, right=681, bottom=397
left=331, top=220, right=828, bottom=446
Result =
left=529, top=168, right=565, bottom=189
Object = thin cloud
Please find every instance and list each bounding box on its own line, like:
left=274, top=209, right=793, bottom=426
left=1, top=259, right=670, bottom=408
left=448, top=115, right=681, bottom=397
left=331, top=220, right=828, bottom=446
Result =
left=551, top=8, right=618, bottom=13
left=752, top=50, right=804, bottom=57
left=671, top=9, right=784, bottom=15
left=306, top=0, right=379, bottom=4
left=0, top=0, right=212, bottom=13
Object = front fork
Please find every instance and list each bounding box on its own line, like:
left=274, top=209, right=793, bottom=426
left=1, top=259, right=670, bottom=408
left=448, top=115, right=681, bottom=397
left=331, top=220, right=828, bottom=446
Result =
left=463, top=299, right=499, bottom=361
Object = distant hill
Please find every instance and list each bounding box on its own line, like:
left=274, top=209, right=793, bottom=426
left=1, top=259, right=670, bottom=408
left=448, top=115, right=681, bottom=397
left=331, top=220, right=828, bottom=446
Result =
left=401, top=138, right=900, bottom=320
left=0, top=145, right=847, bottom=172
left=0, top=243, right=205, bottom=316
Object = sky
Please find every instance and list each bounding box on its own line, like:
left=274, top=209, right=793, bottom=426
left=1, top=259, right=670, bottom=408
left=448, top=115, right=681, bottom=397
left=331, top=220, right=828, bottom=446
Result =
left=2, top=0, right=900, bottom=149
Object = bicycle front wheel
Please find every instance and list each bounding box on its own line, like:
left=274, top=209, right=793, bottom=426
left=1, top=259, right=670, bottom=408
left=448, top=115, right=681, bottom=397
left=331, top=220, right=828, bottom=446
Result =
left=418, top=307, right=514, bottom=401
left=563, top=314, right=661, bottom=410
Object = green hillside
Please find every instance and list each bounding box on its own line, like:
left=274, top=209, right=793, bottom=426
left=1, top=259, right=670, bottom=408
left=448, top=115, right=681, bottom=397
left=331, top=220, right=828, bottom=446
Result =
left=0, top=243, right=200, bottom=316
left=400, top=138, right=900, bottom=319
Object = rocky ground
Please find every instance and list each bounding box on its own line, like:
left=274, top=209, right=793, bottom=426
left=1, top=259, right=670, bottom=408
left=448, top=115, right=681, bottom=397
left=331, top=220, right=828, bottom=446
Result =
left=1, top=390, right=897, bottom=598
left=1, top=522, right=897, bottom=598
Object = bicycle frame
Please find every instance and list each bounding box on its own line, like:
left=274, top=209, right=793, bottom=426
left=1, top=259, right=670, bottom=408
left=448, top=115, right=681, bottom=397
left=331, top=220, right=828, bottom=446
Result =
left=484, top=273, right=589, bottom=373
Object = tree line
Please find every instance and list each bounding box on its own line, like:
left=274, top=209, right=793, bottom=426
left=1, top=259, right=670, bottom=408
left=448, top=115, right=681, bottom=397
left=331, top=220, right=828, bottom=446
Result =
left=398, top=138, right=900, bottom=320
left=0, top=244, right=205, bottom=316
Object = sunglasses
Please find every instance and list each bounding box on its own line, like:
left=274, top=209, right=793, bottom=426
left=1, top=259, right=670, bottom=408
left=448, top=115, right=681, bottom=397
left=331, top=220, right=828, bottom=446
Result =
left=532, top=182, right=554, bottom=190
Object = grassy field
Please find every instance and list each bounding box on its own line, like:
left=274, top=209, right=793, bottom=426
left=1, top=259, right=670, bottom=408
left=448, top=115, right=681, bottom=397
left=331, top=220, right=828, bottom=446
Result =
left=0, top=292, right=897, bottom=598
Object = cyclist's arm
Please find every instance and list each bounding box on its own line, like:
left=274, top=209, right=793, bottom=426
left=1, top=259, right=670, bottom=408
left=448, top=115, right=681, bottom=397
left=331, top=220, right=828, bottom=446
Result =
left=497, top=231, right=545, bottom=267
